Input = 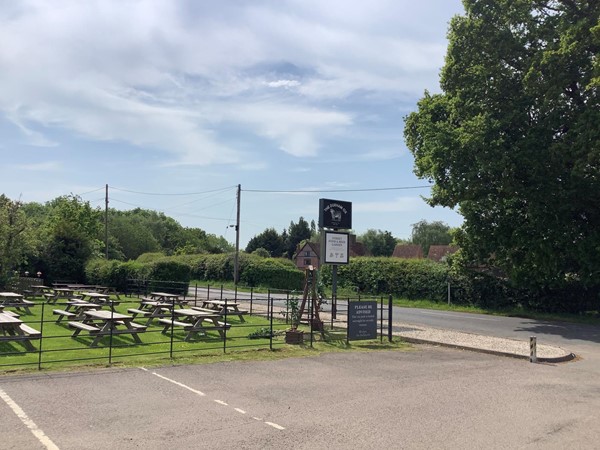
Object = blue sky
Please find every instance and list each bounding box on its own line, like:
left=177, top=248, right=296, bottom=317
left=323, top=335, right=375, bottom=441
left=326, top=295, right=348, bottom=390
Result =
left=0, top=0, right=465, bottom=248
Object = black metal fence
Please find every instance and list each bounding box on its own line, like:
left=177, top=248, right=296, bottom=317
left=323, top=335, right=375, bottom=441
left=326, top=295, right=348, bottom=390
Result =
left=0, top=283, right=394, bottom=372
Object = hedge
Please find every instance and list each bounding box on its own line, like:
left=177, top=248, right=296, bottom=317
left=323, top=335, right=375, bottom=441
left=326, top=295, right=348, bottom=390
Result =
left=86, top=252, right=304, bottom=291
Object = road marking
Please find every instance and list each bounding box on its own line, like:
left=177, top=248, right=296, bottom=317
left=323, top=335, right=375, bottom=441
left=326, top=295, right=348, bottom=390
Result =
left=265, top=422, right=285, bottom=430
left=418, top=311, right=498, bottom=321
left=140, top=368, right=285, bottom=431
left=0, top=388, right=60, bottom=450
left=141, top=369, right=206, bottom=396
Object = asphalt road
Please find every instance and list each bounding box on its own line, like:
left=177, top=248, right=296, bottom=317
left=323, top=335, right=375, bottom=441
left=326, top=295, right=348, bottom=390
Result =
left=190, top=286, right=600, bottom=354
left=3, top=347, right=600, bottom=449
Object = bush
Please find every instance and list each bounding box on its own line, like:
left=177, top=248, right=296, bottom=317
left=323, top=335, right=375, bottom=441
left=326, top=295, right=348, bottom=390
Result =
left=320, top=257, right=450, bottom=300
left=240, top=258, right=303, bottom=290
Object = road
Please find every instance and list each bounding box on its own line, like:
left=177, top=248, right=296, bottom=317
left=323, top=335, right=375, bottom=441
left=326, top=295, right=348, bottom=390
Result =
left=190, top=286, right=600, bottom=360
left=3, top=347, right=600, bottom=449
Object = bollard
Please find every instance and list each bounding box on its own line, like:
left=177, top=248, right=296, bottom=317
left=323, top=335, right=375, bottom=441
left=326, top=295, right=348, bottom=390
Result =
left=530, top=336, right=537, bottom=363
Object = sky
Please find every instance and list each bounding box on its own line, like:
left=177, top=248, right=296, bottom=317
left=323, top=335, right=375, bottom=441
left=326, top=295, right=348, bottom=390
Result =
left=0, top=0, right=466, bottom=248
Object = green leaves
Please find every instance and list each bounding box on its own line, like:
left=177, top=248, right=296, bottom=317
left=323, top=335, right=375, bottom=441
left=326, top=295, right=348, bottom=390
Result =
left=404, top=0, right=600, bottom=298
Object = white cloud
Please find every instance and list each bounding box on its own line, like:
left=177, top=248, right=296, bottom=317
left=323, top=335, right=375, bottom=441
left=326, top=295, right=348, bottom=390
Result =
left=0, top=0, right=458, bottom=166
left=265, top=80, right=301, bottom=88
left=13, top=161, right=61, bottom=171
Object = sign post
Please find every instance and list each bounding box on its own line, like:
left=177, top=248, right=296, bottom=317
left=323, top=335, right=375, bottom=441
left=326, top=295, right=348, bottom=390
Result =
left=319, top=199, right=352, bottom=321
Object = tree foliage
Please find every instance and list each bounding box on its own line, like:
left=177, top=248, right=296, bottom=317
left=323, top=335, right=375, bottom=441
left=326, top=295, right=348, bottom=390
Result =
left=285, top=217, right=312, bottom=258
left=245, top=228, right=284, bottom=256
left=5, top=195, right=233, bottom=281
left=0, top=196, right=33, bottom=287
left=40, top=195, right=103, bottom=281
left=410, top=221, right=453, bottom=256
left=404, top=0, right=600, bottom=290
left=359, top=229, right=397, bottom=256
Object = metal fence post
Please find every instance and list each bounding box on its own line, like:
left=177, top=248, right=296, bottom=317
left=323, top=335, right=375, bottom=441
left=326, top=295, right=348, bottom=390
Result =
left=269, top=293, right=273, bottom=351
left=223, top=298, right=228, bottom=354
left=250, top=287, right=253, bottom=315
left=380, top=296, right=383, bottom=343
left=108, top=306, right=114, bottom=365
left=388, top=294, right=393, bottom=342
left=38, top=303, right=45, bottom=370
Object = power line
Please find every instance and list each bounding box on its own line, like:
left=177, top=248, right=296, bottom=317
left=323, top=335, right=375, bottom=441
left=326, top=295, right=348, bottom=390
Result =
left=110, top=198, right=231, bottom=222
left=242, top=185, right=432, bottom=193
left=110, top=185, right=237, bottom=196
left=76, top=187, right=105, bottom=196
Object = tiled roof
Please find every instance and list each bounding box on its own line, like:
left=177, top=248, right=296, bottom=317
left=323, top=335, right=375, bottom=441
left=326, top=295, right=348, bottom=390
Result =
left=392, top=244, right=424, bottom=259
left=427, top=245, right=459, bottom=261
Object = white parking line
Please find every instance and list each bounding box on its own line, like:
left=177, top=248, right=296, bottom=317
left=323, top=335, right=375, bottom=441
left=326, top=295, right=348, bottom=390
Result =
left=140, top=368, right=285, bottom=431
left=0, top=388, right=60, bottom=450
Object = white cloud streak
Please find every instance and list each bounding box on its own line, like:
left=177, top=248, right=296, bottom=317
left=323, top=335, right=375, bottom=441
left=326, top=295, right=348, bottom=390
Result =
left=0, top=0, right=457, bottom=164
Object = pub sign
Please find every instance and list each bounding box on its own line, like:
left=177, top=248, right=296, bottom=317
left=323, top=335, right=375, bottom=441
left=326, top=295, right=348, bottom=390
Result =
left=318, top=198, right=352, bottom=230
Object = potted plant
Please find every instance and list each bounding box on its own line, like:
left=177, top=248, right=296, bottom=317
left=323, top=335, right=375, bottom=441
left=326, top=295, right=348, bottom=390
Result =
left=285, top=297, right=304, bottom=344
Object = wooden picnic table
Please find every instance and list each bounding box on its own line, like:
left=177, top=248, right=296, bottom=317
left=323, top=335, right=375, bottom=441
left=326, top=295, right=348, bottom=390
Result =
left=68, top=310, right=147, bottom=347
left=149, top=292, right=188, bottom=308
left=158, top=309, right=230, bottom=341
left=198, top=299, right=247, bottom=322
left=53, top=300, right=99, bottom=323
left=78, top=292, right=119, bottom=311
left=128, top=298, right=174, bottom=326
left=0, top=292, right=35, bottom=314
left=0, top=312, right=41, bottom=351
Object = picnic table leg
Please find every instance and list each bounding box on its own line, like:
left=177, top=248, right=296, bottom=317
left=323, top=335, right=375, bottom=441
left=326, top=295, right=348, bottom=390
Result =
left=21, top=336, right=35, bottom=351
left=125, top=322, right=143, bottom=344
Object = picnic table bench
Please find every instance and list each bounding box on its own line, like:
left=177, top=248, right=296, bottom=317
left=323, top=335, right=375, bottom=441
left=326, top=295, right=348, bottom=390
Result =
left=0, top=312, right=41, bottom=351
left=127, top=298, right=173, bottom=325
left=198, top=300, right=248, bottom=322
left=158, top=309, right=231, bottom=341
left=68, top=310, right=147, bottom=347
left=0, top=292, right=35, bottom=314
left=53, top=300, right=99, bottom=323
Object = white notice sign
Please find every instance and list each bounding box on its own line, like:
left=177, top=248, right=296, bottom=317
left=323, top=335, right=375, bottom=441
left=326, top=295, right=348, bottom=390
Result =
left=323, top=232, right=350, bottom=264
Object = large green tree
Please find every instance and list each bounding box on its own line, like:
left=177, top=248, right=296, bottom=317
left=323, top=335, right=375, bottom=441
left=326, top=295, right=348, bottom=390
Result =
left=245, top=228, right=284, bottom=256
left=0, top=196, right=33, bottom=287
left=285, top=217, right=312, bottom=258
left=40, top=195, right=103, bottom=281
left=359, top=229, right=397, bottom=256
left=404, top=0, right=600, bottom=289
left=410, top=221, right=453, bottom=256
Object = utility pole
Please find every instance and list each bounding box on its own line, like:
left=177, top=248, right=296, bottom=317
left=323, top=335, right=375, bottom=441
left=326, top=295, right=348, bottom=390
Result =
left=234, top=184, right=241, bottom=284
left=105, top=184, right=109, bottom=259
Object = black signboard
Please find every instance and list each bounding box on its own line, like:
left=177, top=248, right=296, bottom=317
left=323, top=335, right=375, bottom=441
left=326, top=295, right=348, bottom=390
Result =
left=347, top=301, right=377, bottom=340
left=319, top=198, right=352, bottom=230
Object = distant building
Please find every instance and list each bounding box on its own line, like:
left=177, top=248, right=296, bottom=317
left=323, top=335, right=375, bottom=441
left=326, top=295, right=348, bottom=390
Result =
left=294, top=235, right=369, bottom=270
left=427, top=245, right=459, bottom=262
left=392, top=244, right=424, bottom=259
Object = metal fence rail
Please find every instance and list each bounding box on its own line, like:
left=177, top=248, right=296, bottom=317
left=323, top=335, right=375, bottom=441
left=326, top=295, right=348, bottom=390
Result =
left=0, top=282, right=394, bottom=371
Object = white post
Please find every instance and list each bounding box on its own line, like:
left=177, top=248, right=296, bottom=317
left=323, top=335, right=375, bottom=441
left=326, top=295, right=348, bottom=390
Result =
left=530, top=336, right=537, bottom=363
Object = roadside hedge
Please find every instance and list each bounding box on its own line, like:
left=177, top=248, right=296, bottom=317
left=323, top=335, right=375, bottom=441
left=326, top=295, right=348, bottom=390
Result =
left=85, top=252, right=304, bottom=291
left=320, top=258, right=449, bottom=301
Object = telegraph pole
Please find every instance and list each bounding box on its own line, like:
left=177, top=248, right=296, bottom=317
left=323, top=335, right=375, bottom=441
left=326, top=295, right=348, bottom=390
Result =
left=234, top=184, right=241, bottom=284
left=105, top=184, right=109, bottom=259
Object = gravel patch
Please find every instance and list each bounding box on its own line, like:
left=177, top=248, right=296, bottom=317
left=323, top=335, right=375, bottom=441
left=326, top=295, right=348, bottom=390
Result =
left=392, top=322, right=572, bottom=360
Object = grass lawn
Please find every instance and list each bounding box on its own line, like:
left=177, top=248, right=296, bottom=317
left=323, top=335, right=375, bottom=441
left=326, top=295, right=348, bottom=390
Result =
left=0, top=294, right=409, bottom=375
